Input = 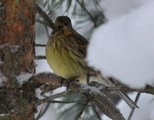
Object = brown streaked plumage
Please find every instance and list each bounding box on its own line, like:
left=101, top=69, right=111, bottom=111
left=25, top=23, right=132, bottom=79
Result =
left=46, top=16, right=90, bottom=81
left=46, top=16, right=137, bottom=109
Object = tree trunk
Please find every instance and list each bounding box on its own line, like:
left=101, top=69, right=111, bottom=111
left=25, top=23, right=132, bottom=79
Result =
left=0, top=0, right=35, bottom=119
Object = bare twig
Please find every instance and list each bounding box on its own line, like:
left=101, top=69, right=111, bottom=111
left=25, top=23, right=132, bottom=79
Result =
left=50, top=100, right=78, bottom=104
left=36, top=103, right=48, bottom=120
left=76, top=0, right=97, bottom=27
left=35, top=43, right=46, bottom=47
left=36, top=99, right=78, bottom=106
left=42, top=91, right=69, bottom=100
left=26, top=73, right=154, bottom=120
left=91, top=102, right=102, bottom=120
left=36, top=19, right=48, bottom=26
left=35, top=3, right=55, bottom=30
left=132, top=86, right=154, bottom=95
left=127, top=92, right=141, bottom=120
left=35, top=96, right=78, bottom=119
left=74, top=100, right=89, bottom=120
left=44, top=24, right=50, bottom=38
left=29, top=73, right=125, bottom=119
left=35, top=55, right=46, bottom=59
left=68, top=82, right=126, bottom=120
left=93, top=93, right=125, bottom=120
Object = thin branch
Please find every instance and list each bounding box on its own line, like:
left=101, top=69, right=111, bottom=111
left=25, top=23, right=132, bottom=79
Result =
left=25, top=73, right=154, bottom=120
left=76, top=0, right=97, bottom=27
left=127, top=92, right=141, bottom=120
left=36, top=95, right=78, bottom=106
left=50, top=100, right=78, bottom=104
left=41, top=91, right=69, bottom=100
left=35, top=43, right=46, bottom=47
left=35, top=3, right=55, bottom=30
left=88, top=81, right=154, bottom=96
left=91, top=102, right=102, bottom=120
left=93, top=93, right=125, bottom=120
left=132, top=85, right=154, bottom=95
left=74, top=100, right=89, bottom=120
left=68, top=82, right=125, bottom=120
left=35, top=56, right=46, bottom=59
left=44, top=24, right=50, bottom=38
left=29, top=72, right=154, bottom=97
left=88, top=81, right=130, bottom=92
left=36, top=19, right=48, bottom=26
left=36, top=103, right=48, bottom=120
left=36, top=98, right=79, bottom=119
left=88, top=81, right=139, bottom=109
left=30, top=73, right=125, bottom=119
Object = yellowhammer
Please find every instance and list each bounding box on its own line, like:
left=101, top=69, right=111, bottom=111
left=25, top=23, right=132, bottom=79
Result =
left=46, top=16, right=91, bottom=81
left=46, top=16, right=137, bottom=108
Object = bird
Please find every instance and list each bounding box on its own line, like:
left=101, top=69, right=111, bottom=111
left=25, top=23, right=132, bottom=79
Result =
left=46, top=16, right=137, bottom=109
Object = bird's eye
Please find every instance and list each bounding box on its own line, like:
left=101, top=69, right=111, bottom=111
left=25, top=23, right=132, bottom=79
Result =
left=57, top=25, right=62, bottom=29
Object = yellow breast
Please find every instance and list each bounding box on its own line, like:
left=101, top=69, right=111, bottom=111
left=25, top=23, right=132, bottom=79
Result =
left=46, top=33, right=87, bottom=80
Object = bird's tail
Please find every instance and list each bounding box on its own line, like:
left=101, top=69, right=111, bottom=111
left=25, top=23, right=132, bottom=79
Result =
left=89, top=73, right=138, bottom=109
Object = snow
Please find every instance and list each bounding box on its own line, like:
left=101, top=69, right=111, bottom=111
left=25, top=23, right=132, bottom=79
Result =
left=36, top=103, right=58, bottom=120
left=0, top=72, right=7, bottom=86
left=101, top=0, right=154, bottom=20
left=119, top=93, right=154, bottom=120
left=35, top=59, right=52, bottom=73
left=101, top=0, right=138, bottom=20
left=16, top=72, right=33, bottom=85
left=87, top=1, right=154, bottom=88
left=103, top=93, right=154, bottom=120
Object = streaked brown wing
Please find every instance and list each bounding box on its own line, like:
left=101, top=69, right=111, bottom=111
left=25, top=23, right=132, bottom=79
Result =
left=67, top=30, right=89, bottom=59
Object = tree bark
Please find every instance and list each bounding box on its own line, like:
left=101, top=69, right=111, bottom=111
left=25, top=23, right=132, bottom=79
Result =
left=0, top=0, right=35, bottom=119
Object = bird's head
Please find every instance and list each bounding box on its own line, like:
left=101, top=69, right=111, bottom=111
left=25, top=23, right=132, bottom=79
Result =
left=54, top=16, right=72, bottom=31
